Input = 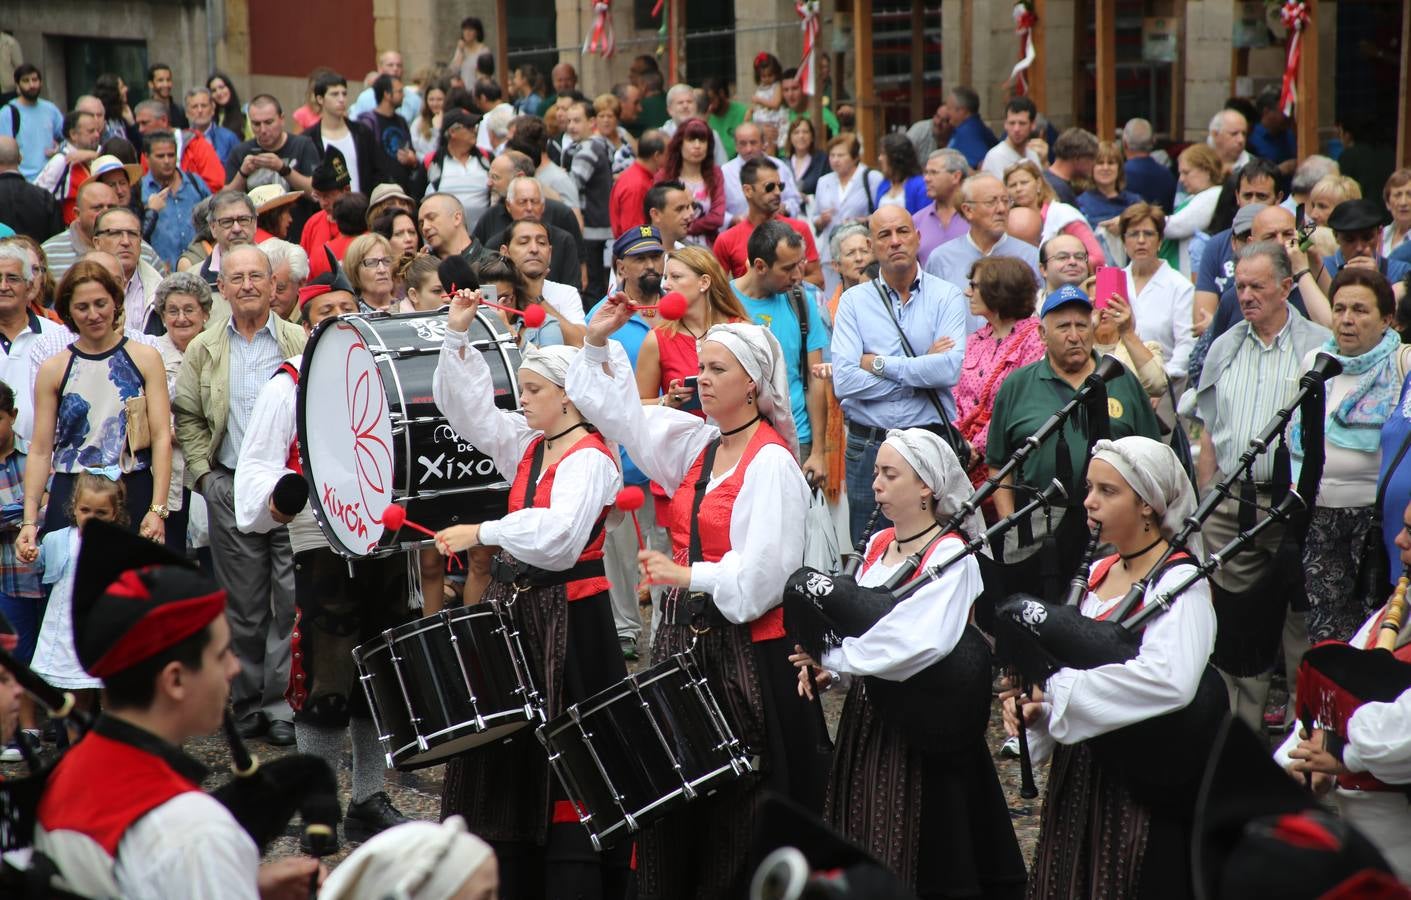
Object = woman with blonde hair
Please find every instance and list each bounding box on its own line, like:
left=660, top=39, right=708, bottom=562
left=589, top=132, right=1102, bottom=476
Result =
left=1156, top=143, right=1223, bottom=276
left=1005, top=159, right=1106, bottom=268
left=343, top=232, right=397, bottom=312
left=635, top=245, right=750, bottom=416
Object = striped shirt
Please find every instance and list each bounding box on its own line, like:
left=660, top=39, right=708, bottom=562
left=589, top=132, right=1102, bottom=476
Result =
left=218, top=314, right=285, bottom=469
left=1208, top=313, right=1304, bottom=481
left=40, top=224, right=166, bottom=283
left=0, top=441, right=41, bottom=598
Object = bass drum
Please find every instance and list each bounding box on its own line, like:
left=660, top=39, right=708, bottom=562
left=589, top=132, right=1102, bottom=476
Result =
left=297, top=310, right=520, bottom=556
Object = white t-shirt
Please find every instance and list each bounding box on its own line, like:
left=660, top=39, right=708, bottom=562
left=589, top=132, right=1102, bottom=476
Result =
left=541, top=279, right=586, bottom=325
left=324, top=132, right=360, bottom=193
left=437, top=155, right=491, bottom=233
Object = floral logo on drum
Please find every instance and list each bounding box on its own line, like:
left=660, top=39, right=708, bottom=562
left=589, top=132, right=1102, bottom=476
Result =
left=345, top=339, right=394, bottom=524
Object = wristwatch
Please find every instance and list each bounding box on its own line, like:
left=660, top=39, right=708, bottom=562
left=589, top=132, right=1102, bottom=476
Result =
left=279, top=162, right=292, bottom=177
left=149, top=504, right=169, bottom=520
left=870, top=356, right=886, bottom=375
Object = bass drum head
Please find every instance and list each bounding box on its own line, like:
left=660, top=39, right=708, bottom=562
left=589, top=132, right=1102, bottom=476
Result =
left=299, top=317, right=395, bottom=556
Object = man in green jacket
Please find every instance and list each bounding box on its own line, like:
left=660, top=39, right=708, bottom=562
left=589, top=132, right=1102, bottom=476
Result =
left=174, top=242, right=307, bottom=746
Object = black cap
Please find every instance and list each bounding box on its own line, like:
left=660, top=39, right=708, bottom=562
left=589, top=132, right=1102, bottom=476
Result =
left=1327, top=198, right=1392, bottom=233
left=1193, top=716, right=1405, bottom=900
left=311, top=148, right=351, bottom=192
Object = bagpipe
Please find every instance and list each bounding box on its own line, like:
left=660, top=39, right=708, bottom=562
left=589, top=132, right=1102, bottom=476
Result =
left=1294, top=569, right=1411, bottom=796
left=990, top=353, right=1343, bottom=804
left=783, top=479, right=1067, bottom=748
left=0, top=622, right=341, bottom=897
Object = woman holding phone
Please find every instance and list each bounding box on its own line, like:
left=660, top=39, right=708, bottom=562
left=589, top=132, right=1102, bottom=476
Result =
left=1118, top=203, right=1194, bottom=383
left=1089, top=270, right=1169, bottom=400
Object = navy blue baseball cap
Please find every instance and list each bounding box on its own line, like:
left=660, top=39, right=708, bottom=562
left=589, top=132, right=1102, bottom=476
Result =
left=613, top=225, right=665, bottom=259
left=1040, top=283, right=1093, bottom=318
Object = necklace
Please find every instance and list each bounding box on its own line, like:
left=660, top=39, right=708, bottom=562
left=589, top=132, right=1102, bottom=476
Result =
left=544, top=422, right=586, bottom=447
left=895, top=521, right=940, bottom=545
left=720, top=415, right=760, bottom=438
left=1119, top=536, right=1165, bottom=562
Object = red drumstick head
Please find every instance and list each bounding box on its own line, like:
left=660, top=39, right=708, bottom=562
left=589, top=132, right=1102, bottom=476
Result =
left=522, top=303, right=547, bottom=328
left=381, top=504, right=407, bottom=531
left=615, top=485, right=645, bottom=512
left=658, top=292, right=688, bottom=320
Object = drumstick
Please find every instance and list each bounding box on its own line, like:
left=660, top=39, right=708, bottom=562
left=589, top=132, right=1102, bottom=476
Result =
left=382, top=505, right=464, bottom=569
left=610, top=291, right=687, bottom=320
left=442, top=287, right=548, bottom=328
left=617, top=486, right=668, bottom=591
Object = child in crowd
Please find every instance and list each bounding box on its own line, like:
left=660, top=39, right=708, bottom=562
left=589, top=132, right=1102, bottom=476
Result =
left=398, top=254, right=444, bottom=313
left=0, top=382, right=44, bottom=762
left=30, top=473, right=126, bottom=745
left=750, top=52, right=789, bottom=137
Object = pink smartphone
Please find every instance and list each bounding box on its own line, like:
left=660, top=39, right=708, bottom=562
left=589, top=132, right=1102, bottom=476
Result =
left=1093, top=266, right=1128, bottom=310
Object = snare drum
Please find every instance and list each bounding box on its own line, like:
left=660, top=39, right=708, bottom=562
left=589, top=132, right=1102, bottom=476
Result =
left=298, top=310, right=521, bottom=556
left=537, top=653, right=753, bottom=850
left=354, top=604, right=542, bottom=770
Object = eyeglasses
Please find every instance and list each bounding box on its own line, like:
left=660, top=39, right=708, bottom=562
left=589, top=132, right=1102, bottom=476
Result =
left=1125, top=229, right=1160, bottom=241
left=967, top=196, right=1010, bottom=209
left=359, top=257, right=393, bottom=270
left=214, top=214, right=255, bottom=229
left=95, top=228, right=140, bottom=241
left=0, top=273, right=27, bottom=287
left=223, top=272, right=268, bottom=287
left=1048, top=251, right=1089, bottom=263
left=757, top=182, right=782, bottom=194
left=163, top=304, right=204, bottom=320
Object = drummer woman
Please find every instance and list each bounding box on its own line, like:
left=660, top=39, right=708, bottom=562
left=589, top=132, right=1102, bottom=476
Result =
left=431, top=289, right=629, bottom=899
left=790, top=428, right=1026, bottom=899
left=1002, top=436, right=1216, bottom=899
left=566, top=300, right=830, bottom=899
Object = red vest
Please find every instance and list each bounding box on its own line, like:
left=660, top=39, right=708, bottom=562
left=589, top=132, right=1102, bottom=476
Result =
left=38, top=729, right=200, bottom=857
left=860, top=528, right=963, bottom=578
left=668, top=423, right=789, bottom=642
left=507, top=431, right=614, bottom=601
left=276, top=361, right=302, bottom=474
left=1086, top=551, right=1193, bottom=621
left=1333, top=606, right=1411, bottom=793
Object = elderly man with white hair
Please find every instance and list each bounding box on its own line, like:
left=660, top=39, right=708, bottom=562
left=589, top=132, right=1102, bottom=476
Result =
left=258, top=237, right=309, bottom=321
left=1208, top=108, right=1252, bottom=176
left=658, top=83, right=729, bottom=166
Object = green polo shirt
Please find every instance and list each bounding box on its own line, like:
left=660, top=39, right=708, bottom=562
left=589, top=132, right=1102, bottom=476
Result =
left=709, top=101, right=749, bottom=158
left=788, top=105, right=840, bottom=139
left=986, top=352, right=1161, bottom=492
left=640, top=93, right=669, bottom=130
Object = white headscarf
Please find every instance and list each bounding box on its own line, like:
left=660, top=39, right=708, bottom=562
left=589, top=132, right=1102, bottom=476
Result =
left=701, top=322, right=798, bottom=454
left=882, top=428, right=986, bottom=542
left=1091, top=436, right=1201, bottom=554
left=319, top=815, right=494, bottom=900
left=519, top=344, right=579, bottom=387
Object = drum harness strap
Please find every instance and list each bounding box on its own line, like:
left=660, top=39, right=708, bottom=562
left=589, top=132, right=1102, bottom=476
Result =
left=492, top=438, right=609, bottom=600
left=686, top=439, right=722, bottom=644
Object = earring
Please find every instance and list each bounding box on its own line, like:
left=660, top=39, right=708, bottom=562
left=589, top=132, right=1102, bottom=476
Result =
left=920, top=496, right=928, bottom=510
left=1144, top=519, right=1151, bottom=532
left=746, top=392, right=754, bottom=405
left=562, top=402, right=568, bottom=415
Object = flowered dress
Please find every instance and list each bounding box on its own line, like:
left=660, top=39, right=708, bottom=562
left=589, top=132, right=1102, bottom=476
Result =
left=43, top=338, right=154, bottom=532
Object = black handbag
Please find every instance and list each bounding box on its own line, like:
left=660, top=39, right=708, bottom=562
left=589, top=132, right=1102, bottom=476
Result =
left=870, top=279, right=971, bottom=469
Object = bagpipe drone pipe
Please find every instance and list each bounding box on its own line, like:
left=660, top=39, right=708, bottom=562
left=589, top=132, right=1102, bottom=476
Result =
left=783, top=479, right=1067, bottom=748
left=989, top=353, right=1342, bottom=804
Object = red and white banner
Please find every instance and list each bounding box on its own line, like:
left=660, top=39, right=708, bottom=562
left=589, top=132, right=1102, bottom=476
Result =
left=583, top=1, right=616, bottom=58
left=1009, top=2, right=1038, bottom=96
left=1277, top=1, right=1311, bottom=116
left=795, top=1, right=820, bottom=96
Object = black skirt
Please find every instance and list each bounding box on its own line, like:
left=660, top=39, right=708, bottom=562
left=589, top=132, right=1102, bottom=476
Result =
left=440, top=580, right=626, bottom=844
left=826, top=680, right=1027, bottom=899
left=1026, top=741, right=1193, bottom=900
left=635, top=616, right=833, bottom=900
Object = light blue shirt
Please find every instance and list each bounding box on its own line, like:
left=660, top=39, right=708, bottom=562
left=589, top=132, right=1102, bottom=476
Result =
left=924, top=232, right=1041, bottom=332
left=350, top=86, right=422, bottom=126
left=730, top=283, right=829, bottom=446
left=219, top=314, right=287, bottom=468
left=141, top=171, right=211, bottom=268
left=830, top=269, right=968, bottom=428
left=0, top=98, right=64, bottom=181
